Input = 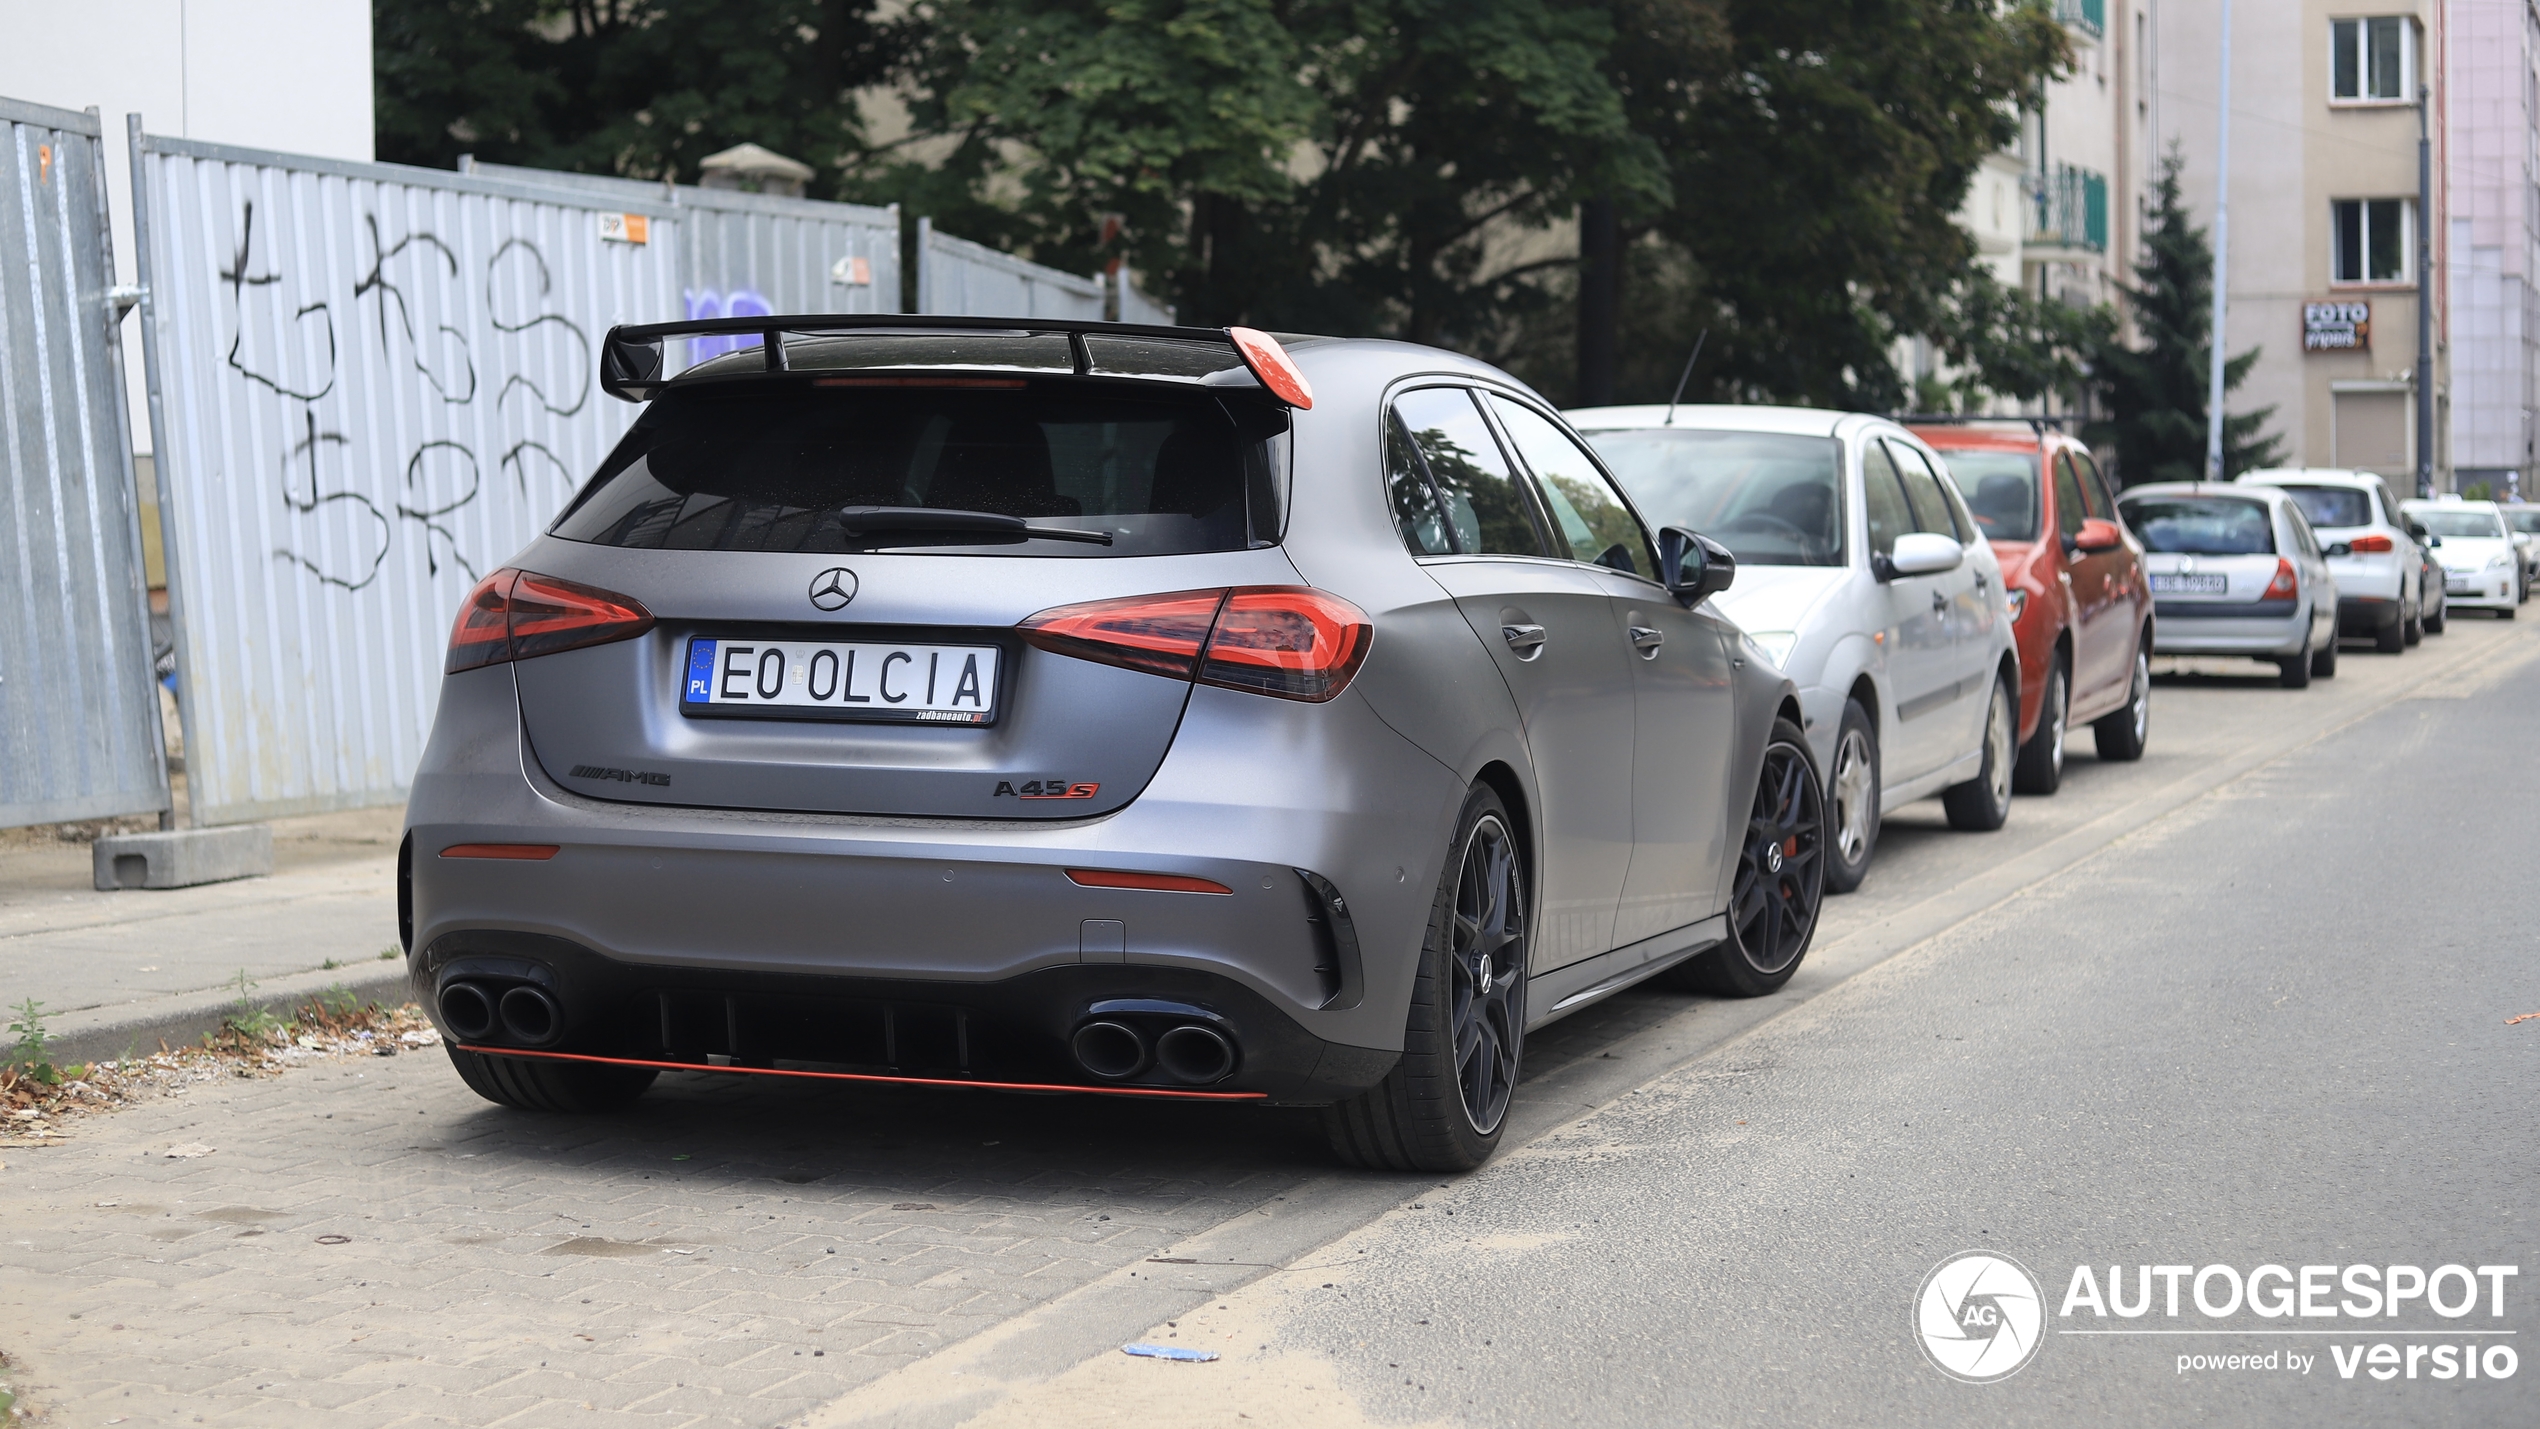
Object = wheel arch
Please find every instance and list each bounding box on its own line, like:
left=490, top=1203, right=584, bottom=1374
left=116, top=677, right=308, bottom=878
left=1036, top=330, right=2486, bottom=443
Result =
left=1471, top=760, right=1536, bottom=895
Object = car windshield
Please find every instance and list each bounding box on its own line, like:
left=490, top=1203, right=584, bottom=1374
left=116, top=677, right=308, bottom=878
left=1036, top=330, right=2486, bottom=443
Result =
left=2507, top=508, right=2540, bottom=535
left=552, top=383, right=1286, bottom=557
left=2274, top=484, right=2374, bottom=530
left=2411, top=508, right=2507, bottom=539
left=1583, top=429, right=1844, bottom=566
left=2120, top=496, right=2277, bottom=555
left=1931, top=451, right=2039, bottom=541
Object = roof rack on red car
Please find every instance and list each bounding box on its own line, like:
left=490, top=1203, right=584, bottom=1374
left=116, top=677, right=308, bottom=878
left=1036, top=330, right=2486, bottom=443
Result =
left=598, top=313, right=1315, bottom=410
left=1895, top=412, right=2080, bottom=437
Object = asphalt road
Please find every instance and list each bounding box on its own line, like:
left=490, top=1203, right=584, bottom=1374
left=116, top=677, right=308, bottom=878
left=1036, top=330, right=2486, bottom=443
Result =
left=3, top=618, right=2534, bottom=1428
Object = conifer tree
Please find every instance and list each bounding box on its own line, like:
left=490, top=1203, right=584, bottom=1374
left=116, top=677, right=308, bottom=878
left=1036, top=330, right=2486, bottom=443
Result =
left=2089, top=148, right=2283, bottom=484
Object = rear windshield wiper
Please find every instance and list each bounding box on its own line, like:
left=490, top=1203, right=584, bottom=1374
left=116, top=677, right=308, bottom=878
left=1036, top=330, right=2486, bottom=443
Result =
left=838, top=505, right=1114, bottom=546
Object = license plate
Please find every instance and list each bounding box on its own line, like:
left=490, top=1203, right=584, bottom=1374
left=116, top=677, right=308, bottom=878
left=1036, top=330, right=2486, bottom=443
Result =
left=2447, top=577, right=2472, bottom=594
left=2150, top=573, right=2228, bottom=594
left=681, top=637, right=1000, bottom=724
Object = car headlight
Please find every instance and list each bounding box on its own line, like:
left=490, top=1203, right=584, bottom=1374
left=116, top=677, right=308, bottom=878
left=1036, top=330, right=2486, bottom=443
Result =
left=2488, top=553, right=2513, bottom=570
left=1748, top=630, right=1799, bottom=668
left=2004, top=588, right=2028, bottom=622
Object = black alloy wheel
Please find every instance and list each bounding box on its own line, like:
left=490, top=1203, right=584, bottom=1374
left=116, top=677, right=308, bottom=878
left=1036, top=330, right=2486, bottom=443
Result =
left=1325, top=786, right=1529, bottom=1173
left=1677, top=718, right=1826, bottom=997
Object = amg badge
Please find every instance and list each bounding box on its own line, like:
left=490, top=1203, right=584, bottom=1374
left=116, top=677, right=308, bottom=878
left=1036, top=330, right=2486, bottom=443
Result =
left=570, top=764, right=672, bottom=787
left=995, top=779, right=1099, bottom=800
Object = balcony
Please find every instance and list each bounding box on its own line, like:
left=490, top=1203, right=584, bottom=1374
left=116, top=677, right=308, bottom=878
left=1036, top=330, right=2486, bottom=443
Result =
left=2028, top=163, right=2108, bottom=254
left=2056, top=0, right=2104, bottom=38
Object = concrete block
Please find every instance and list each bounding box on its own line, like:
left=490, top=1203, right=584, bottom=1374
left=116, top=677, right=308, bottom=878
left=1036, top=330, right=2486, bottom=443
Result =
left=92, top=824, right=273, bottom=890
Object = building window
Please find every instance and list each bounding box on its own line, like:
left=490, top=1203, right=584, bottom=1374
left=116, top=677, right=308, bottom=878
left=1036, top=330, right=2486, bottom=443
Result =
left=2331, top=17, right=2414, bottom=102
left=2333, top=199, right=2411, bottom=283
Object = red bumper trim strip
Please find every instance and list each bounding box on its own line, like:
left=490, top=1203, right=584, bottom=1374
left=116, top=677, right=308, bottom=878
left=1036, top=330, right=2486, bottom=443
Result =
left=454, top=1044, right=1268, bottom=1100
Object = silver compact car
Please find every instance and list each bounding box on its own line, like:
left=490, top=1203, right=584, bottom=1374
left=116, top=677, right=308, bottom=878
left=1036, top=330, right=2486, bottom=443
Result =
left=2119, top=482, right=2340, bottom=687
left=402, top=316, right=1822, bottom=1173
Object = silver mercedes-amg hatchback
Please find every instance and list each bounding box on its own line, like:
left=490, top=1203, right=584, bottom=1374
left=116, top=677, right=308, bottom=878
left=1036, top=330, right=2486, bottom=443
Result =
left=401, top=315, right=1823, bottom=1172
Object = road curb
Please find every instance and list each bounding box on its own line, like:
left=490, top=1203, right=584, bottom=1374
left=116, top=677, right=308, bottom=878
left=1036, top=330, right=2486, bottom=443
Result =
left=39, top=959, right=411, bottom=1067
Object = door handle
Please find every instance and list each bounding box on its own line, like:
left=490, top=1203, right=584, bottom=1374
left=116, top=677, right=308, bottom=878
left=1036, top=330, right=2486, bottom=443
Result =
left=1502, top=622, right=1547, bottom=659
left=1628, top=625, right=1664, bottom=657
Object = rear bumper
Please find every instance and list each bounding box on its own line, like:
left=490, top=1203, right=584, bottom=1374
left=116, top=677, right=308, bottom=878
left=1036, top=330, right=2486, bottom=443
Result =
left=2336, top=595, right=2403, bottom=634
left=2147, top=604, right=2313, bottom=658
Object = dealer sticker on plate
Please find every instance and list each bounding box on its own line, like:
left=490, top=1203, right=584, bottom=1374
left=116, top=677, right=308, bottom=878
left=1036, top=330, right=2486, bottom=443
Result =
left=682, top=638, right=999, bottom=723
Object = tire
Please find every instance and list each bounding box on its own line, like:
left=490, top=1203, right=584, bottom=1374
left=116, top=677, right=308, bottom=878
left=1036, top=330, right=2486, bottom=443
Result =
left=2311, top=635, right=2339, bottom=678
left=1823, top=698, right=1880, bottom=894
left=2426, top=596, right=2446, bottom=634
left=2404, top=603, right=2424, bottom=645
left=2501, top=604, right=2518, bottom=621
left=1673, top=718, right=1824, bottom=997
left=2376, top=608, right=2407, bottom=653
left=2277, top=630, right=2312, bottom=688
left=2012, top=655, right=2068, bottom=795
left=1942, top=670, right=2016, bottom=832
left=1324, top=785, right=1527, bottom=1174
left=2093, top=640, right=2152, bottom=762
left=445, top=1045, right=657, bottom=1113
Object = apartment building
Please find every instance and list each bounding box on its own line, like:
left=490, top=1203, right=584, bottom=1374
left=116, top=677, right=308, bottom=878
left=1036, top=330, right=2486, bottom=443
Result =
left=2446, top=0, right=2540, bottom=498
left=2155, top=1, right=2448, bottom=488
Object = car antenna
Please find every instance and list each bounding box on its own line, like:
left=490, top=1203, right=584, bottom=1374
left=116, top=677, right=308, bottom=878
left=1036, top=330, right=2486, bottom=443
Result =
left=1662, top=330, right=1709, bottom=427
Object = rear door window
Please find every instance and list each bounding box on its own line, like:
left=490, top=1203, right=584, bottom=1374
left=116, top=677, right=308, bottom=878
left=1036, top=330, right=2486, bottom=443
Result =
left=553, top=383, right=1286, bottom=557
left=1390, top=387, right=1548, bottom=557
left=1488, top=396, right=1656, bottom=577
left=1862, top=441, right=1914, bottom=558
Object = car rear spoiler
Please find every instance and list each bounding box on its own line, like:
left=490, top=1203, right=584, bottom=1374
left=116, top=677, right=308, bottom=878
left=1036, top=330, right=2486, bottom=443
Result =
left=598, top=314, right=1315, bottom=410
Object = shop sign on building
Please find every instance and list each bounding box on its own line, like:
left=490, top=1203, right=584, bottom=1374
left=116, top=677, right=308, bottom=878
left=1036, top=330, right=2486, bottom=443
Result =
left=2304, top=300, right=2371, bottom=351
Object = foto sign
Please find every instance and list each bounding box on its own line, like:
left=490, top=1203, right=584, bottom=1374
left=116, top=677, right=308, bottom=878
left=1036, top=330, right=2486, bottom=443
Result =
left=2305, top=301, right=2370, bottom=351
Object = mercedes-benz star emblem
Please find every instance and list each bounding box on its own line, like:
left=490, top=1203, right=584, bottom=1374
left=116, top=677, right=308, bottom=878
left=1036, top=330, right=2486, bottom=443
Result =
left=808, top=568, right=858, bottom=611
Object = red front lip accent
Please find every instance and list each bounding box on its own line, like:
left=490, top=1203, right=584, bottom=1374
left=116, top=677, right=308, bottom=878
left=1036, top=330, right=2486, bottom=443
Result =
left=458, top=1045, right=1267, bottom=1100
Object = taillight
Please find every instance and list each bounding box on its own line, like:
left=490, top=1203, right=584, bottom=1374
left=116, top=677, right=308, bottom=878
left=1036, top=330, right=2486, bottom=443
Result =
left=1019, top=586, right=1374, bottom=702
left=2263, top=558, right=2299, bottom=600
left=444, top=568, right=654, bottom=674
left=2349, top=533, right=2394, bottom=553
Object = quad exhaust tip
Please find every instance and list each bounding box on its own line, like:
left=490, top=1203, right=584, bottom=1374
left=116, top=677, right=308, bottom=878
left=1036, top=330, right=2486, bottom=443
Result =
left=438, top=980, right=497, bottom=1041
left=1072, top=1021, right=1148, bottom=1080
left=499, top=985, right=563, bottom=1046
left=1153, top=1025, right=1236, bottom=1085
left=1071, top=1015, right=1238, bottom=1085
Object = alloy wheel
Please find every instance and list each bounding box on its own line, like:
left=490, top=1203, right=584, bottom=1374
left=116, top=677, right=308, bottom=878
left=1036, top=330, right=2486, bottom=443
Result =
left=1447, top=813, right=1526, bottom=1136
left=1731, top=741, right=1826, bottom=974
left=1983, top=680, right=2014, bottom=805
left=1831, top=728, right=1876, bottom=865
left=2125, top=651, right=2150, bottom=742
left=2044, top=667, right=2067, bottom=773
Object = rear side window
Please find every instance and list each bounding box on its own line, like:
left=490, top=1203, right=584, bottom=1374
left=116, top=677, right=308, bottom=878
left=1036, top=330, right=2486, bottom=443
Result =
left=1936, top=450, right=2039, bottom=541
left=2120, top=496, right=2277, bottom=554
left=1862, top=441, right=1914, bottom=558
left=2278, top=484, right=2374, bottom=530
left=1389, top=387, right=1547, bottom=557
left=1489, top=397, right=1654, bottom=576
left=552, top=383, right=1286, bottom=558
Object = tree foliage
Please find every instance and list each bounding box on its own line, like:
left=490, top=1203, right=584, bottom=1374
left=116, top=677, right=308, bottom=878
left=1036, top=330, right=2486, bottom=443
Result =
left=2085, top=150, right=2283, bottom=485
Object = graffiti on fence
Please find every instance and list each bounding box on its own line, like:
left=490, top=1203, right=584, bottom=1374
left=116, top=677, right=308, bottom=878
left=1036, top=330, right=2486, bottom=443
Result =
left=684, top=287, right=772, bottom=359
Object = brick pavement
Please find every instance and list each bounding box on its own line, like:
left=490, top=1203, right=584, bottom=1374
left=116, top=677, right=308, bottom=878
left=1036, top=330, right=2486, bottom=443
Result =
left=0, top=1043, right=1325, bottom=1427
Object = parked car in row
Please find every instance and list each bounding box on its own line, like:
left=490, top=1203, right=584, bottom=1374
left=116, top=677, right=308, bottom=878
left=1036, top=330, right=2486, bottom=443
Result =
left=2117, top=483, right=2340, bottom=687
left=2502, top=503, right=2540, bottom=588
left=1912, top=419, right=2152, bottom=794
left=405, top=317, right=1828, bottom=1174
left=1569, top=405, right=2019, bottom=893
left=2406, top=496, right=2526, bottom=616
left=2241, top=469, right=2428, bottom=651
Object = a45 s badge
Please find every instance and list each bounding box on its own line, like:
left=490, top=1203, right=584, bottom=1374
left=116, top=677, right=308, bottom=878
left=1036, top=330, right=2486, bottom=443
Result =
left=995, top=779, right=1099, bottom=800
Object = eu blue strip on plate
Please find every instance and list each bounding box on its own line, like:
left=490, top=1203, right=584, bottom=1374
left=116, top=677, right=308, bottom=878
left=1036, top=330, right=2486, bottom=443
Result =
left=685, top=639, right=717, bottom=701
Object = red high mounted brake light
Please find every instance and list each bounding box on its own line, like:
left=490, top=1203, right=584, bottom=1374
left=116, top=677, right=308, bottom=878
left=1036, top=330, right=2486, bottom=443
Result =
left=446, top=569, right=655, bottom=674
left=2348, top=533, right=2395, bottom=553
left=2263, top=558, right=2299, bottom=600
left=1227, top=327, right=1314, bottom=410
left=1018, top=586, right=1374, bottom=702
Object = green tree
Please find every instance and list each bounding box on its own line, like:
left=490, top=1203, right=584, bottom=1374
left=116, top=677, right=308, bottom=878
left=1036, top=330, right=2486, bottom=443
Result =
left=2087, top=149, right=2283, bottom=485
left=374, top=1, right=901, bottom=193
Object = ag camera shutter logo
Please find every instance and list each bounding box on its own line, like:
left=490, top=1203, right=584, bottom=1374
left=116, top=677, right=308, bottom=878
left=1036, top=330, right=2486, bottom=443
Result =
left=1915, top=1251, right=2046, bottom=1383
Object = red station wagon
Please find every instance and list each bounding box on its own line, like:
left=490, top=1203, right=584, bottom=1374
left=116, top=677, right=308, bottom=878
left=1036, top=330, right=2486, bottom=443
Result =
left=1911, top=421, right=2154, bottom=791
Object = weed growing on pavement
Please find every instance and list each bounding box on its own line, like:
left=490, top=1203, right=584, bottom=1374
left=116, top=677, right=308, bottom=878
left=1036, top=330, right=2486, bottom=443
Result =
left=214, top=969, right=282, bottom=1048
left=5, top=999, right=59, bottom=1085
left=1, top=994, right=437, bottom=1133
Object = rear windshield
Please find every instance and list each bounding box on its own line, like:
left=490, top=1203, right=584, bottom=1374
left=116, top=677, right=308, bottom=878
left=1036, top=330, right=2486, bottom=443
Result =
left=1586, top=429, right=1845, bottom=567
left=2121, top=496, right=2276, bottom=555
left=552, top=383, right=1287, bottom=557
left=1933, top=451, right=2039, bottom=541
left=2412, top=508, right=2507, bottom=539
left=2275, top=484, right=2373, bottom=530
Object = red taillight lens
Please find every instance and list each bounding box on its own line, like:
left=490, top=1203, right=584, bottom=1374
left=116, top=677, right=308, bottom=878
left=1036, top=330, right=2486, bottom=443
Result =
left=1198, top=587, right=1373, bottom=701
left=1065, top=868, right=1233, bottom=895
left=2264, top=558, right=2299, bottom=599
left=2349, top=533, right=2394, bottom=553
left=1019, top=585, right=1374, bottom=702
left=444, top=568, right=654, bottom=674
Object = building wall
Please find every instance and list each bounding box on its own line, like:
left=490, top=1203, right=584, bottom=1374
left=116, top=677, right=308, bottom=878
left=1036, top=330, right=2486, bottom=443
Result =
left=2155, top=0, right=2446, bottom=486
left=2444, top=0, right=2539, bottom=498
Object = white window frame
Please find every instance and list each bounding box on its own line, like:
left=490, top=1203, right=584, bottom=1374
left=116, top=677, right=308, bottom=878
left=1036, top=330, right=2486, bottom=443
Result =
left=2330, top=16, right=2418, bottom=104
left=2331, top=197, right=2415, bottom=285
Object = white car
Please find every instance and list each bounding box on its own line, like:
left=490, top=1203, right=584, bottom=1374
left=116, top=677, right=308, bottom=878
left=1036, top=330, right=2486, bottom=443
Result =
left=2500, top=504, right=2540, bottom=589
left=1569, top=404, right=2019, bottom=893
left=2237, top=468, right=2426, bottom=651
left=2405, top=497, right=2524, bottom=615
left=2118, top=483, right=2340, bottom=688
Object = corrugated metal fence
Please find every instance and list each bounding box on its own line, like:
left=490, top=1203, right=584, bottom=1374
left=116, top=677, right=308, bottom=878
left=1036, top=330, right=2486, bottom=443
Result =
left=0, top=97, right=168, bottom=828
left=916, top=219, right=1106, bottom=321
left=130, top=125, right=680, bottom=825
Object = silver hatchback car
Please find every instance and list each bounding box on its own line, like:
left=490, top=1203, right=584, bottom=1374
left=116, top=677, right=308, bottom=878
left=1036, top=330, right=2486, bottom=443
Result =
left=402, top=316, right=1821, bottom=1172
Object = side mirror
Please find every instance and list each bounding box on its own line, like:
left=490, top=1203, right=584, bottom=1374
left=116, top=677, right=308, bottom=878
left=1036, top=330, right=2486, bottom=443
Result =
left=2073, top=517, right=2123, bottom=553
left=2408, top=520, right=2432, bottom=540
left=1879, top=531, right=1964, bottom=581
left=1659, top=526, right=1737, bottom=605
